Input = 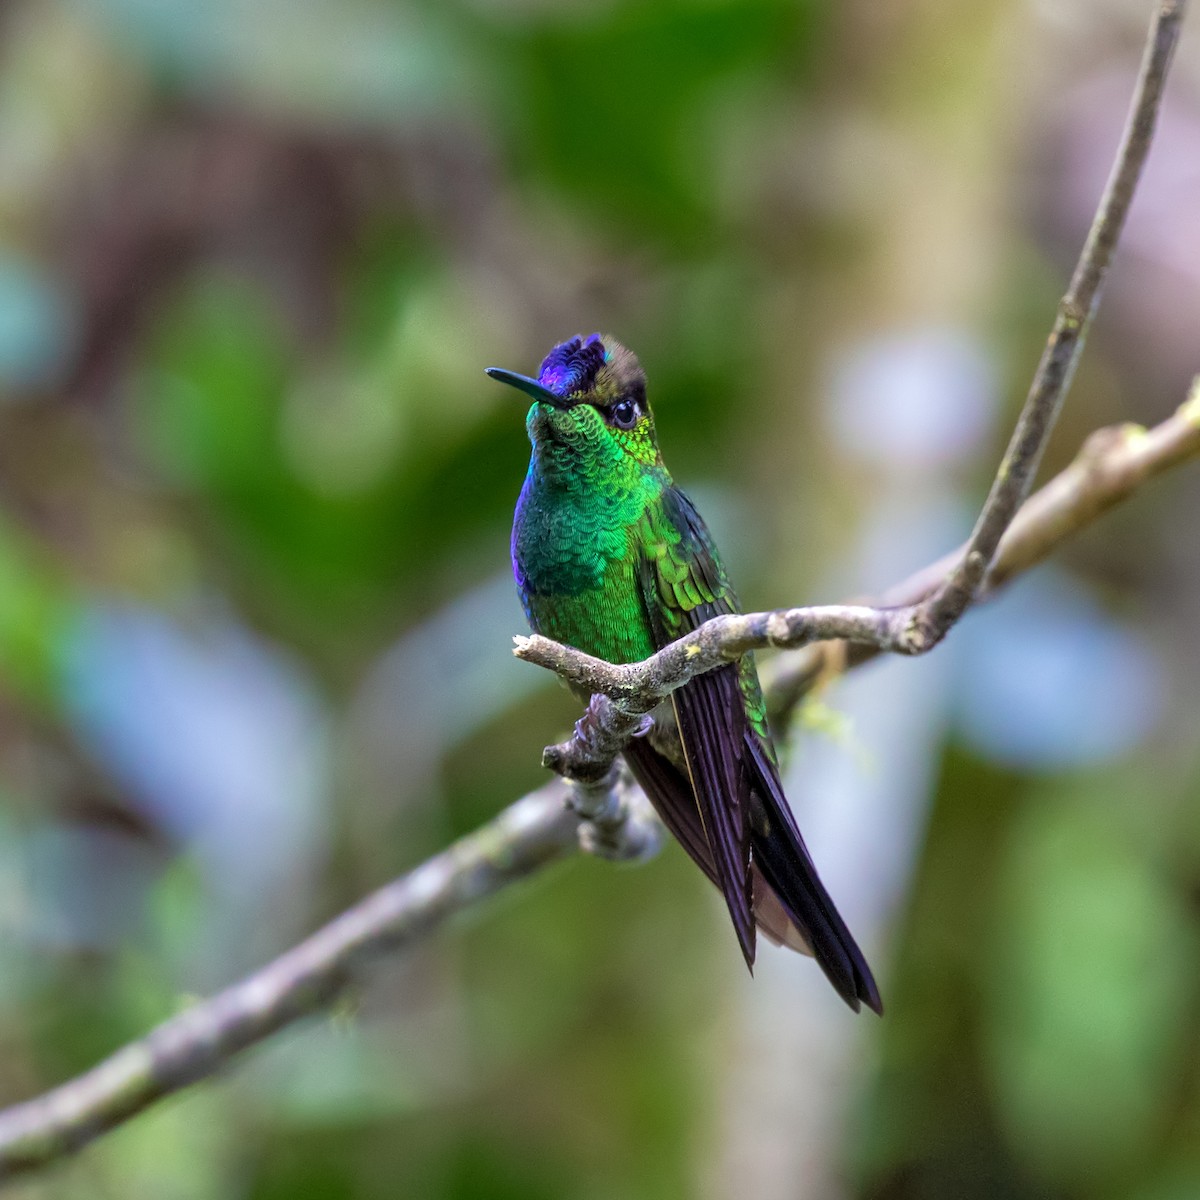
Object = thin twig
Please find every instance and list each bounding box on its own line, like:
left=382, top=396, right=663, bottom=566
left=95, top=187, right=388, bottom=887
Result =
left=907, top=0, right=1185, bottom=648
left=0, top=787, right=579, bottom=1181
left=768, top=384, right=1200, bottom=722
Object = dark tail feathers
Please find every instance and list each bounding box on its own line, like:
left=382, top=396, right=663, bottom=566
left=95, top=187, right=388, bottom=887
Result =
left=744, top=734, right=882, bottom=1015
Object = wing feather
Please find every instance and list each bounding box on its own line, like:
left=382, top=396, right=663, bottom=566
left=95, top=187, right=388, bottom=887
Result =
left=628, top=486, right=881, bottom=1011
left=635, top=517, right=755, bottom=965
left=743, top=734, right=882, bottom=1013
left=669, top=666, right=756, bottom=964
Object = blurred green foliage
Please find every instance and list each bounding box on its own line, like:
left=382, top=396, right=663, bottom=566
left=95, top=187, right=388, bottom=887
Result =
left=1, top=0, right=1199, bottom=1198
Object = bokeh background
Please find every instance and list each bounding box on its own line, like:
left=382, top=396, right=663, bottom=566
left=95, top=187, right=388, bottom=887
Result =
left=1, top=0, right=1199, bottom=1196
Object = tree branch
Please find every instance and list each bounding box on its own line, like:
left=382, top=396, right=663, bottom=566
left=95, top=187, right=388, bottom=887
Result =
left=0, top=0, right=1190, bottom=1183
left=0, top=786, right=580, bottom=1180
left=767, top=383, right=1200, bottom=723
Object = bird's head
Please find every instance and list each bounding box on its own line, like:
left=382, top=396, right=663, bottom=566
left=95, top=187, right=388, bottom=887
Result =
left=486, top=333, right=661, bottom=473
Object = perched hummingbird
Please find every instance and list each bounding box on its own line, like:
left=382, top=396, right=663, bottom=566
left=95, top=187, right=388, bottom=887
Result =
left=487, top=334, right=881, bottom=1013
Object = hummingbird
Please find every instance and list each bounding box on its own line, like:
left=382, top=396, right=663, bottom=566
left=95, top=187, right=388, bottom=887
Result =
left=487, top=333, right=881, bottom=1014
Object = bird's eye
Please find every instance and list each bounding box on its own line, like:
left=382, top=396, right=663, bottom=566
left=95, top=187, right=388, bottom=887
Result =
left=608, top=398, right=640, bottom=430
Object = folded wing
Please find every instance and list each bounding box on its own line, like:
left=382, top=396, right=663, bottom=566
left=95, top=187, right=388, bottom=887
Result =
left=630, top=486, right=881, bottom=1012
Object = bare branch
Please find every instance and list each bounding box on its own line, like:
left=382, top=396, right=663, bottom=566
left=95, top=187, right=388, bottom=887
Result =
left=0, top=2, right=1190, bottom=1184
left=542, top=696, right=665, bottom=860
left=0, top=787, right=578, bottom=1181
left=514, top=603, right=908, bottom=705
left=767, top=384, right=1200, bottom=721
left=982, top=386, right=1200, bottom=593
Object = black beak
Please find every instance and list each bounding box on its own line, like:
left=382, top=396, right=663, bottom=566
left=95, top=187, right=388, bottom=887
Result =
left=484, top=367, right=569, bottom=409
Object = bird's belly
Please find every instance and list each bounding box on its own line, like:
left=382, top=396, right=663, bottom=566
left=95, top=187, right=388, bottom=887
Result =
left=522, top=560, right=657, bottom=666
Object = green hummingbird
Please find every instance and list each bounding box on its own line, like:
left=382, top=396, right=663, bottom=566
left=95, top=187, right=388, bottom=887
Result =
left=487, top=333, right=881, bottom=1013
